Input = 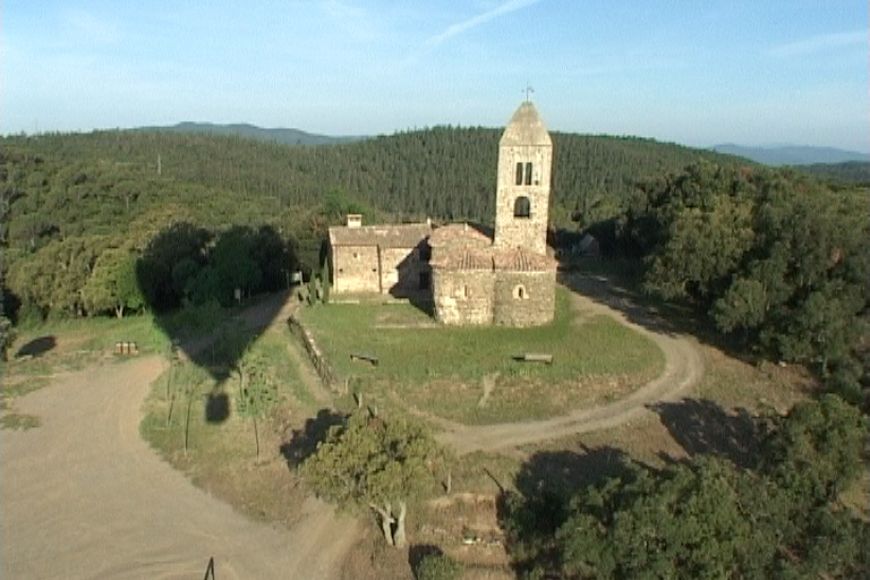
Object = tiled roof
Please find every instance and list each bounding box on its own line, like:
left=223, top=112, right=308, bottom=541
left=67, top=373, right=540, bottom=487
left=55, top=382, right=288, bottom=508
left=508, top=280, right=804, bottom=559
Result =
left=430, top=247, right=493, bottom=271
left=428, top=223, right=492, bottom=248
left=492, top=247, right=556, bottom=272
left=431, top=244, right=555, bottom=273
left=328, top=223, right=431, bottom=248
left=500, top=102, right=552, bottom=147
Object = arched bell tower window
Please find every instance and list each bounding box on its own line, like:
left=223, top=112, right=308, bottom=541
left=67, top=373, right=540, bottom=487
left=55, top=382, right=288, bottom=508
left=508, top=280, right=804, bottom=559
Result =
left=514, top=196, right=531, bottom=218
left=515, top=162, right=534, bottom=186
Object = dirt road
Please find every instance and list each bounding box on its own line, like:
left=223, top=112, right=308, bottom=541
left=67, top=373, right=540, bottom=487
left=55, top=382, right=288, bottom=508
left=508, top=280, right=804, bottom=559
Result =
left=0, top=355, right=359, bottom=579
left=436, top=274, right=704, bottom=454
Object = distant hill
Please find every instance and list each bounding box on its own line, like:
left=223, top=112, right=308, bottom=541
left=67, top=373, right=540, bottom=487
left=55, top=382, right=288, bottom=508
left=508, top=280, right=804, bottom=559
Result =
left=136, top=122, right=365, bottom=146
left=712, top=144, right=870, bottom=166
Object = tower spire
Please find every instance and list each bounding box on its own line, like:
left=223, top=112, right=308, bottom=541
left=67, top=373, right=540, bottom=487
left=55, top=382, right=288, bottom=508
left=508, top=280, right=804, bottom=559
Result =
left=523, top=84, right=534, bottom=103
left=493, top=100, right=552, bottom=255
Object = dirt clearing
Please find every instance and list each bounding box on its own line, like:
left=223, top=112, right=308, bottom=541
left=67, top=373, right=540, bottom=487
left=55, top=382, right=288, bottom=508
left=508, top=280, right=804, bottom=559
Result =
left=1, top=355, right=358, bottom=579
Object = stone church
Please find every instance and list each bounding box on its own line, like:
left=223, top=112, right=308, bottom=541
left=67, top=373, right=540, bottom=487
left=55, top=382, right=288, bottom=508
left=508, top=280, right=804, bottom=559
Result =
left=328, top=100, right=557, bottom=327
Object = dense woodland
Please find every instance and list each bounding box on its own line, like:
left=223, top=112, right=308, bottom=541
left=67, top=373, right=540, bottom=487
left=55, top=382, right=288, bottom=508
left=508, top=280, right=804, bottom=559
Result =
left=616, top=161, right=869, bottom=407
left=0, top=126, right=736, bottom=318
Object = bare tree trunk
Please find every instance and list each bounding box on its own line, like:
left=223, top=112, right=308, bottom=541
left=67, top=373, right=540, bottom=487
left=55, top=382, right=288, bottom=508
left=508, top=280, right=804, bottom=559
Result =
left=184, top=390, right=193, bottom=453
left=165, top=363, right=174, bottom=400
left=167, top=392, right=176, bottom=426
left=253, top=415, right=260, bottom=460
left=393, top=501, right=407, bottom=548
left=370, top=502, right=395, bottom=546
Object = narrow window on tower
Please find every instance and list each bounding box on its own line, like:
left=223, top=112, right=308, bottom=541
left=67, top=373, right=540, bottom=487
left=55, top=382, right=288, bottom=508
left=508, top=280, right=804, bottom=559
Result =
left=515, top=162, right=523, bottom=185
left=524, top=162, right=533, bottom=186
left=514, top=196, right=531, bottom=218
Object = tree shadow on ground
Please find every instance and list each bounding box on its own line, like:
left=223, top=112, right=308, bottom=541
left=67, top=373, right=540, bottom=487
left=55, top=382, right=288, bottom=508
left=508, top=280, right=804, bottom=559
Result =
left=408, top=544, right=443, bottom=578
left=15, top=335, right=56, bottom=358
left=651, top=398, right=760, bottom=468
left=497, top=446, right=641, bottom=577
left=558, top=270, right=689, bottom=338
left=556, top=265, right=755, bottom=364
left=136, top=222, right=299, bottom=383
left=279, top=408, right=346, bottom=468
left=513, top=446, right=637, bottom=499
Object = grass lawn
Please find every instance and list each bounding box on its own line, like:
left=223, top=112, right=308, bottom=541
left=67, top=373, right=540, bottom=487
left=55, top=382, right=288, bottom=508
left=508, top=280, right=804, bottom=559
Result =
left=300, top=287, right=664, bottom=424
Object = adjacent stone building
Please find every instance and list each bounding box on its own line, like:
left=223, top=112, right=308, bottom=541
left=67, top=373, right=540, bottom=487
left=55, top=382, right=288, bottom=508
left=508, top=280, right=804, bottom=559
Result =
left=328, top=100, right=557, bottom=326
left=327, top=215, right=432, bottom=297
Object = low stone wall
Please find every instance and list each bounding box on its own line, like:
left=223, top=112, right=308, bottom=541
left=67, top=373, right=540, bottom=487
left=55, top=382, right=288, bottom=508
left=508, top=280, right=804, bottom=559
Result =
left=287, top=314, right=341, bottom=391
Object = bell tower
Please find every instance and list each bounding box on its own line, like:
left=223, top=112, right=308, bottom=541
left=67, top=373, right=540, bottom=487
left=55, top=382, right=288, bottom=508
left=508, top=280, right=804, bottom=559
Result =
left=493, top=100, right=553, bottom=255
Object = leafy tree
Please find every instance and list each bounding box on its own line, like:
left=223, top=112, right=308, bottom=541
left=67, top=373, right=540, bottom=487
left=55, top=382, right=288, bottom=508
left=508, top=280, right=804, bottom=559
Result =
left=0, top=307, right=13, bottom=361
left=320, top=259, right=331, bottom=304
left=83, top=248, right=144, bottom=318
left=300, top=411, right=449, bottom=547
left=211, top=227, right=262, bottom=305
left=623, top=162, right=869, bottom=379
left=137, top=223, right=211, bottom=311
left=414, top=552, right=463, bottom=580
left=759, top=394, right=867, bottom=504
left=505, top=396, right=869, bottom=578
left=236, top=352, right=279, bottom=459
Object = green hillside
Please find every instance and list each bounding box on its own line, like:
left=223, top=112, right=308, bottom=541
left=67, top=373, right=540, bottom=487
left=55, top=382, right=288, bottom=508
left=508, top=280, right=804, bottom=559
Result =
left=0, top=126, right=743, bottom=321
left=1, top=126, right=740, bottom=246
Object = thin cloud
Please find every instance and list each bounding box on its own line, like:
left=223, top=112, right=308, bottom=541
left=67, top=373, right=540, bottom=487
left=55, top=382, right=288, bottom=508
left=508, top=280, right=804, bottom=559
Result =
left=423, top=0, right=543, bottom=50
left=396, top=0, right=543, bottom=68
left=767, top=29, right=866, bottom=58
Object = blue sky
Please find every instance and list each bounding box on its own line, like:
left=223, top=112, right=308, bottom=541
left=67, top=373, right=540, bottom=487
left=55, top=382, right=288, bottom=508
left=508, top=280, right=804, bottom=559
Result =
left=2, top=1, right=868, bottom=151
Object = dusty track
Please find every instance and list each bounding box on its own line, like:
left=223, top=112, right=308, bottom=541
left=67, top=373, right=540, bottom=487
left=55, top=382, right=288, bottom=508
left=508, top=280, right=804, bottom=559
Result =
left=1, top=298, right=359, bottom=580
left=436, top=274, right=704, bottom=454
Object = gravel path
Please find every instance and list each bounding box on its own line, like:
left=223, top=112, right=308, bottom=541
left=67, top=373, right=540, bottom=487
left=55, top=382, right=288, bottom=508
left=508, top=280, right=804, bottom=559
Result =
left=1, top=311, right=359, bottom=579
left=435, top=274, right=704, bottom=454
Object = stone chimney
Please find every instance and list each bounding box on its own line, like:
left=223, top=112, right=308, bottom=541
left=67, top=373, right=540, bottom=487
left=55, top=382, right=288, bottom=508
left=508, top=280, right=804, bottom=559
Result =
left=346, top=214, right=362, bottom=228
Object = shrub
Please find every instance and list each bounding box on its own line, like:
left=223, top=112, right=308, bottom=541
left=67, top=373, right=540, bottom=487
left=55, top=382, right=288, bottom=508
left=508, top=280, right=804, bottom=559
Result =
left=414, top=552, right=463, bottom=580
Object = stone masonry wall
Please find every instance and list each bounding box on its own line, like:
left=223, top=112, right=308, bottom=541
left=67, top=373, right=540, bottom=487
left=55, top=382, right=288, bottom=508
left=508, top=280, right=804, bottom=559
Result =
left=379, top=246, right=428, bottom=297
left=493, top=270, right=556, bottom=327
left=332, top=245, right=380, bottom=293
left=493, top=144, right=553, bottom=255
left=432, top=270, right=495, bottom=325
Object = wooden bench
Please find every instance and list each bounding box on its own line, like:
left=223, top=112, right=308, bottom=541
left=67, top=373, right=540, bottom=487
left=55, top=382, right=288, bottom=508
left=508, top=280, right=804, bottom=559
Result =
left=350, top=352, right=379, bottom=367
left=512, top=353, right=553, bottom=364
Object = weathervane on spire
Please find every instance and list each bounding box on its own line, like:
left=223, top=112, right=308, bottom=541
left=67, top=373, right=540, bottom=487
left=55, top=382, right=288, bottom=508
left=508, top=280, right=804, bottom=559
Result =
left=524, top=84, right=534, bottom=102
